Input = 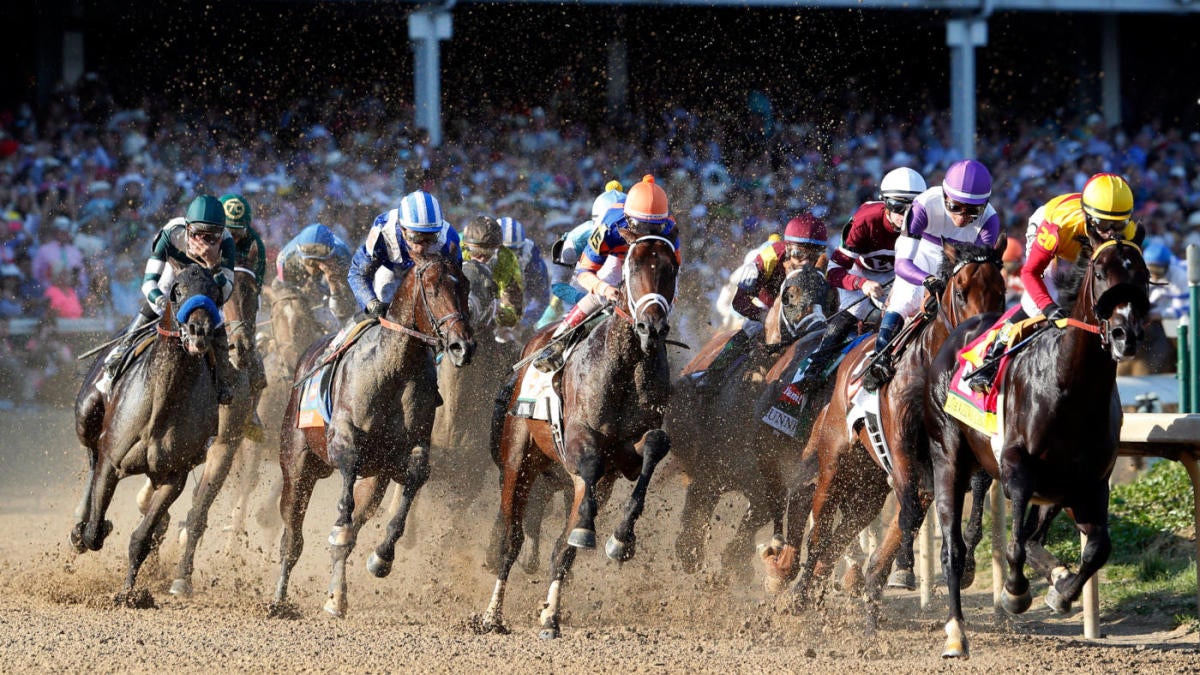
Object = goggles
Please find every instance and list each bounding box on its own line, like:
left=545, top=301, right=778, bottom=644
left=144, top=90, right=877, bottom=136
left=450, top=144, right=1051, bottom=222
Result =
left=784, top=243, right=824, bottom=261
left=884, top=198, right=912, bottom=215
left=467, top=244, right=499, bottom=261
left=188, top=227, right=223, bottom=245
left=403, top=229, right=439, bottom=246
left=944, top=199, right=985, bottom=218
left=298, top=243, right=332, bottom=260
left=1085, top=213, right=1129, bottom=236
left=625, top=216, right=667, bottom=235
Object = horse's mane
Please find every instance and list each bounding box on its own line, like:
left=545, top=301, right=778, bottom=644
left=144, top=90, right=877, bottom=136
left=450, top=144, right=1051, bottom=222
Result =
left=1054, top=237, right=1094, bottom=314
left=936, top=241, right=999, bottom=281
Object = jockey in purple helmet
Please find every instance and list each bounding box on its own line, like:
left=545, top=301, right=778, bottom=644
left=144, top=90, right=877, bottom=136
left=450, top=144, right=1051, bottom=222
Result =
left=861, top=159, right=1001, bottom=391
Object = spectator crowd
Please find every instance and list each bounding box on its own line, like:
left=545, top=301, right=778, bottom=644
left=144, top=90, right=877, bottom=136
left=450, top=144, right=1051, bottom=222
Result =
left=3, top=72, right=1200, bottom=405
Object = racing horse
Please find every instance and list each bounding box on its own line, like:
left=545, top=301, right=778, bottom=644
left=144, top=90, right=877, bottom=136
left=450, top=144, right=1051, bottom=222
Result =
left=169, top=266, right=261, bottom=596
left=926, top=238, right=1149, bottom=658
left=763, top=241, right=1004, bottom=624
left=477, top=233, right=678, bottom=638
left=665, top=263, right=830, bottom=581
left=271, top=255, right=473, bottom=617
left=70, top=265, right=223, bottom=603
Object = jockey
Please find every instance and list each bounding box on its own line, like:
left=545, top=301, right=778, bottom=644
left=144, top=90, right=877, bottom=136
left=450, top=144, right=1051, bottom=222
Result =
left=97, top=194, right=237, bottom=403
left=498, top=216, right=549, bottom=334
left=275, top=222, right=356, bottom=324
left=461, top=215, right=524, bottom=340
left=348, top=190, right=462, bottom=319
left=546, top=180, right=626, bottom=318
left=219, top=193, right=270, bottom=421
left=532, top=175, right=680, bottom=372
left=965, top=172, right=1142, bottom=393
left=862, top=159, right=1001, bottom=391
left=792, top=167, right=926, bottom=390
left=1144, top=241, right=1188, bottom=321
left=704, top=213, right=829, bottom=387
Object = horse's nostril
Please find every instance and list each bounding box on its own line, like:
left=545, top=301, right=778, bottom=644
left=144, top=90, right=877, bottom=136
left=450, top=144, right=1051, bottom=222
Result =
left=1111, top=327, right=1127, bottom=342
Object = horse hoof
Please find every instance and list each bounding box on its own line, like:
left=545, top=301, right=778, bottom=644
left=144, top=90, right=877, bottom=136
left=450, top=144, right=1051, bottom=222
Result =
left=69, top=525, right=86, bottom=554
left=1045, top=586, right=1072, bottom=615
left=840, top=564, right=865, bottom=595
left=961, top=562, right=977, bottom=589
left=941, top=641, right=970, bottom=659
left=323, top=595, right=347, bottom=618
left=1001, top=588, right=1033, bottom=615
left=169, top=578, right=193, bottom=597
left=366, top=552, right=393, bottom=578
left=567, top=528, right=596, bottom=549
left=605, top=535, right=635, bottom=562
left=887, top=569, right=917, bottom=591
left=538, top=626, right=561, bottom=640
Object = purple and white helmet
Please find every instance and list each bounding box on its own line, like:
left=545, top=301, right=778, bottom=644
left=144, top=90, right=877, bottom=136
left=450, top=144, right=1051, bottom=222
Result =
left=942, top=159, right=992, bottom=206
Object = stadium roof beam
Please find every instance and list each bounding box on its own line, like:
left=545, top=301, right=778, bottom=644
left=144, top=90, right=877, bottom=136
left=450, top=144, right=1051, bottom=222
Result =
left=455, top=0, right=1200, bottom=11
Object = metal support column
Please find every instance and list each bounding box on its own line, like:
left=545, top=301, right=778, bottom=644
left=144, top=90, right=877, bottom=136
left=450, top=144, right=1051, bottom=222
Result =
left=408, top=9, right=453, bottom=148
left=946, top=18, right=987, bottom=159
left=1189, top=245, right=1200, bottom=412
left=1101, top=14, right=1121, bottom=128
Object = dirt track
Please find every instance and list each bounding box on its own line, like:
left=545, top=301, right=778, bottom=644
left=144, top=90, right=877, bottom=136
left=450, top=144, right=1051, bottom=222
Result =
left=1, top=407, right=1197, bottom=672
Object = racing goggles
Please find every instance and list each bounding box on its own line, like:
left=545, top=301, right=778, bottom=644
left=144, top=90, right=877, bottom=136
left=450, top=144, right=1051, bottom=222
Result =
left=403, top=228, right=440, bottom=246
left=944, top=199, right=985, bottom=218
left=1085, top=213, right=1129, bottom=236
left=784, top=243, right=824, bottom=262
left=884, top=198, right=913, bottom=215
left=467, top=243, right=499, bottom=261
left=624, top=216, right=668, bottom=235
left=188, top=227, right=223, bottom=245
left=298, top=243, right=332, bottom=260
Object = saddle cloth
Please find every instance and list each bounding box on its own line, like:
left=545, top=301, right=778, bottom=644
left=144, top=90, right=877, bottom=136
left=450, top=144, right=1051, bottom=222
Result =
left=294, top=319, right=376, bottom=429
left=943, top=305, right=1042, bottom=436
left=761, top=333, right=872, bottom=438
left=844, top=371, right=896, bottom=478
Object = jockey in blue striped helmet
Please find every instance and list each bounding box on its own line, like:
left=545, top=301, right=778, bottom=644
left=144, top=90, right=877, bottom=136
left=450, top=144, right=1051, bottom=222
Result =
left=348, top=190, right=462, bottom=318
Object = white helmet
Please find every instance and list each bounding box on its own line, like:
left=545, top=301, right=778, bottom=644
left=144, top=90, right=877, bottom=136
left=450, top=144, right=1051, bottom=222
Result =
left=880, top=167, right=926, bottom=202
left=591, top=180, right=626, bottom=223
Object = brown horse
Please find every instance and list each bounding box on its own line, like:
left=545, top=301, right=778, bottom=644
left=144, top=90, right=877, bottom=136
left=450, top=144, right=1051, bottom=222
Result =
left=765, top=241, right=1004, bottom=624
left=926, top=238, right=1149, bottom=658
left=169, top=267, right=261, bottom=596
left=665, top=264, right=831, bottom=581
left=71, top=265, right=222, bottom=602
left=477, top=233, right=678, bottom=639
left=271, top=256, right=473, bottom=617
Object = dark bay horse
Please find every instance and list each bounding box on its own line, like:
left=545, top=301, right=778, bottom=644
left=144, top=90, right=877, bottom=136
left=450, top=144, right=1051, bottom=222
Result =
left=764, top=242, right=1004, bottom=621
left=926, top=238, right=1149, bottom=658
left=478, top=233, right=678, bottom=639
left=272, top=255, right=473, bottom=617
left=169, top=267, right=261, bottom=596
left=71, top=265, right=222, bottom=603
left=665, top=264, right=830, bottom=581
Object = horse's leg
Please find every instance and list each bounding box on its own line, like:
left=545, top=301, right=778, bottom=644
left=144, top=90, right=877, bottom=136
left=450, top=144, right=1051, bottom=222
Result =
left=1023, top=504, right=1064, bottom=580
left=171, top=438, right=240, bottom=597
left=536, top=456, right=603, bottom=641
left=70, top=444, right=100, bottom=552
left=932, top=431, right=974, bottom=659
left=227, top=438, right=264, bottom=539
left=1045, top=493, right=1112, bottom=615
left=480, top=423, right=537, bottom=634
left=271, top=447, right=321, bottom=609
left=606, top=429, right=670, bottom=563
left=324, top=474, right=388, bottom=617
left=567, top=449, right=603, bottom=549
left=675, top=478, right=721, bottom=575
left=999, top=455, right=1035, bottom=615
left=721, top=492, right=774, bottom=586
left=118, top=475, right=186, bottom=605
left=367, top=446, right=430, bottom=578
left=760, top=420, right=823, bottom=589
left=516, top=476, right=556, bottom=575
left=960, top=470, right=993, bottom=589
left=77, top=458, right=119, bottom=552
left=785, top=443, right=845, bottom=611
left=864, top=509, right=905, bottom=606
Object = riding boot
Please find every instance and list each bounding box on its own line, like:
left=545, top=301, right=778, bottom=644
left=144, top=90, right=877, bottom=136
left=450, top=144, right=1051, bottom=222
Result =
left=700, top=328, right=752, bottom=389
left=793, top=312, right=856, bottom=391
left=966, top=309, right=1027, bottom=394
left=532, top=299, right=595, bottom=373
left=212, top=329, right=236, bottom=405
left=862, top=311, right=903, bottom=392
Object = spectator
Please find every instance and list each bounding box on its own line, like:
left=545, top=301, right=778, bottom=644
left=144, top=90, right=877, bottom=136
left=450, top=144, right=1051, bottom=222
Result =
left=31, top=216, right=86, bottom=295
left=13, top=252, right=46, bottom=319
left=0, top=264, right=23, bottom=318
left=45, top=265, right=83, bottom=319
left=108, top=254, right=142, bottom=319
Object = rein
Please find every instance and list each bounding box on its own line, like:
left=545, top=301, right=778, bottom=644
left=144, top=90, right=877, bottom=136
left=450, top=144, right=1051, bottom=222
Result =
left=621, top=235, right=675, bottom=323
left=379, top=316, right=440, bottom=346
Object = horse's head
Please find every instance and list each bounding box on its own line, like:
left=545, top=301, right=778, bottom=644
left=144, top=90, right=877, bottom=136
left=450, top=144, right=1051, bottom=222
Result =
left=223, top=268, right=259, bottom=368
left=937, top=241, right=1006, bottom=327
left=620, top=234, right=679, bottom=352
left=767, top=264, right=828, bottom=346
left=166, top=265, right=223, bottom=357
left=1083, top=239, right=1151, bottom=361
left=461, top=258, right=499, bottom=336
left=398, top=256, right=475, bottom=367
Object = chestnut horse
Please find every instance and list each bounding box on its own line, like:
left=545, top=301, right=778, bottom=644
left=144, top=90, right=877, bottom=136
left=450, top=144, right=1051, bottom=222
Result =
left=765, top=241, right=1004, bottom=624
left=478, top=233, right=678, bottom=639
left=665, top=264, right=831, bottom=581
left=169, top=267, right=260, bottom=596
left=71, top=265, right=223, bottom=603
left=271, top=255, right=473, bottom=616
left=927, top=238, right=1149, bottom=658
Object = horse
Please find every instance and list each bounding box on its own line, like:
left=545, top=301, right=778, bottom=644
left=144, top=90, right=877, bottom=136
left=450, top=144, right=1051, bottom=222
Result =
left=763, top=241, right=1004, bottom=625
left=70, top=265, right=223, bottom=603
left=168, top=266, right=261, bottom=596
left=665, top=263, right=830, bottom=581
left=477, top=233, right=678, bottom=639
left=926, top=238, right=1149, bottom=658
left=271, top=255, right=473, bottom=617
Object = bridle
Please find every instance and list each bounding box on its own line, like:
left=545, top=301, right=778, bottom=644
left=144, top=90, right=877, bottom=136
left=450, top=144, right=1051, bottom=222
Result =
left=379, top=258, right=468, bottom=351
left=617, top=235, right=676, bottom=325
left=1080, top=239, right=1148, bottom=350
left=940, top=252, right=1001, bottom=328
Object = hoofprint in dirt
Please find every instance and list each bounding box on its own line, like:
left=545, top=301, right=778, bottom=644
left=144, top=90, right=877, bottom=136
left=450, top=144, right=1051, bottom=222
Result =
left=0, top=407, right=1196, bottom=671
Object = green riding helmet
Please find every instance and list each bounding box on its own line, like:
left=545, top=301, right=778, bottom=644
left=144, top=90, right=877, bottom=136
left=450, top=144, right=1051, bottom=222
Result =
left=185, top=195, right=226, bottom=233
left=219, top=193, right=252, bottom=229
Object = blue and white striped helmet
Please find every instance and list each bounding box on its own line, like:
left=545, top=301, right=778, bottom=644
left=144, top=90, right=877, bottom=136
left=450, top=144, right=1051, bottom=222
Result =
left=498, top=217, right=524, bottom=249
left=398, top=191, right=443, bottom=233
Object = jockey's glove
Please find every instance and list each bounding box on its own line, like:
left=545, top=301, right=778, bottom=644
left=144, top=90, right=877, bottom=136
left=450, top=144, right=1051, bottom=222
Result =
left=366, top=299, right=386, bottom=318
left=1044, top=303, right=1069, bottom=322
left=153, top=295, right=168, bottom=316
left=922, top=275, right=946, bottom=297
